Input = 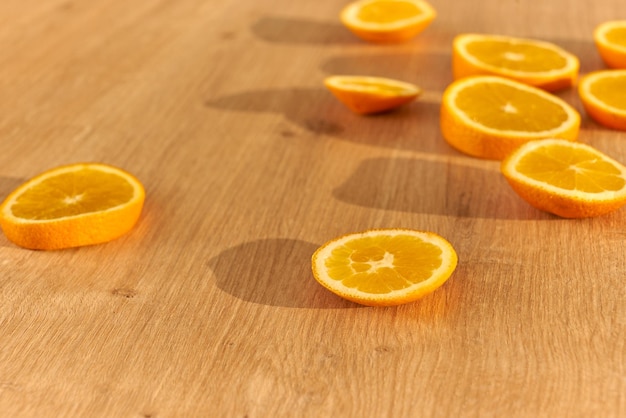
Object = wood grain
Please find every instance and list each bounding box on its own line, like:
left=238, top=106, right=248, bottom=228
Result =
left=1, top=0, right=625, bottom=416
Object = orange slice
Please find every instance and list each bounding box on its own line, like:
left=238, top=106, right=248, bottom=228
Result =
left=340, top=0, right=436, bottom=43
left=501, top=138, right=626, bottom=218
left=0, top=163, right=145, bottom=250
left=311, top=229, right=458, bottom=307
left=578, top=70, right=626, bottom=130
left=324, top=75, right=421, bottom=115
left=440, top=75, right=581, bottom=160
left=452, top=34, right=579, bottom=91
left=594, top=20, right=626, bottom=69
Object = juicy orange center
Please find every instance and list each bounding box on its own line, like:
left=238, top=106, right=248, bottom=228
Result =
left=11, top=169, right=135, bottom=220
left=455, top=82, right=569, bottom=131
left=589, top=75, right=626, bottom=110
left=324, top=235, right=442, bottom=294
left=357, top=1, right=422, bottom=23
left=516, top=144, right=625, bottom=193
left=605, top=27, right=626, bottom=47
left=465, top=40, right=568, bottom=72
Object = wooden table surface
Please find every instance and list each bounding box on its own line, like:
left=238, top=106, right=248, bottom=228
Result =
left=1, top=0, right=625, bottom=416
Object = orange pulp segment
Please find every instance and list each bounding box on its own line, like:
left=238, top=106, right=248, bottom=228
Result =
left=594, top=20, right=626, bottom=69
left=312, top=229, right=457, bottom=306
left=340, top=0, right=436, bottom=43
left=0, top=163, right=145, bottom=250
left=453, top=34, right=579, bottom=91
left=501, top=138, right=626, bottom=218
left=324, top=75, right=421, bottom=114
left=578, top=69, right=626, bottom=130
left=440, top=75, right=580, bottom=160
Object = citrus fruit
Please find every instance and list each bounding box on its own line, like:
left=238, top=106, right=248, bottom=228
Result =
left=311, top=229, right=458, bottom=307
left=452, top=34, right=579, bottom=91
left=324, top=75, right=421, bottom=115
left=501, top=138, right=626, bottom=218
left=594, top=20, right=626, bottom=69
left=578, top=69, right=626, bottom=130
left=440, top=75, right=581, bottom=160
left=0, top=163, right=145, bottom=250
left=340, top=0, right=436, bottom=43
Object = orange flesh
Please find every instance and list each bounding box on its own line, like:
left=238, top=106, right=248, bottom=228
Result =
left=455, top=83, right=570, bottom=131
left=589, top=76, right=626, bottom=110
left=515, top=144, right=626, bottom=192
left=10, top=169, right=135, bottom=220
left=339, top=80, right=410, bottom=94
left=605, top=27, right=626, bottom=47
left=464, top=40, right=568, bottom=71
left=324, top=235, right=442, bottom=294
left=356, top=1, right=422, bottom=23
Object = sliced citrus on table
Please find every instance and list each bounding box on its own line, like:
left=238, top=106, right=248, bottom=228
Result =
left=501, top=138, right=626, bottom=218
left=311, top=229, right=458, bottom=307
left=594, top=20, right=626, bottom=69
left=340, top=0, right=436, bottom=43
left=452, top=34, right=579, bottom=91
left=440, top=75, right=581, bottom=160
left=0, top=163, right=145, bottom=250
left=578, top=70, right=626, bottom=130
left=325, top=75, right=421, bottom=114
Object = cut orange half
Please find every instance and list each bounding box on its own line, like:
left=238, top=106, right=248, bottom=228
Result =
left=325, top=75, right=421, bottom=115
left=594, top=20, right=626, bottom=69
left=311, top=229, right=458, bottom=307
left=452, top=34, right=579, bottom=91
left=440, top=75, right=580, bottom=160
left=578, top=70, right=626, bottom=130
left=0, top=163, right=145, bottom=250
left=501, top=138, right=626, bottom=218
left=340, top=0, right=436, bottom=43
